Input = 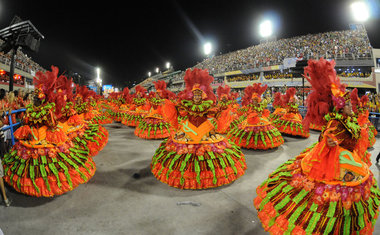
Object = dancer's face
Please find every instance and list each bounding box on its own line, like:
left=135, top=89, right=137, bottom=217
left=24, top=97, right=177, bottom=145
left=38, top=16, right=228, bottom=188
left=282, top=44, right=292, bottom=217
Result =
left=193, top=90, right=202, bottom=104
left=342, top=101, right=353, bottom=116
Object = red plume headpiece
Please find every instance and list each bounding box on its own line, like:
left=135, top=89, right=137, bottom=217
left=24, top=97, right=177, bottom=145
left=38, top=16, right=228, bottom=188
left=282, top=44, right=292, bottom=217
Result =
left=303, top=58, right=348, bottom=131
left=350, top=88, right=360, bottom=113
left=242, top=83, right=267, bottom=106
left=216, top=85, right=232, bottom=100
left=178, top=68, right=216, bottom=102
left=272, top=92, right=283, bottom=108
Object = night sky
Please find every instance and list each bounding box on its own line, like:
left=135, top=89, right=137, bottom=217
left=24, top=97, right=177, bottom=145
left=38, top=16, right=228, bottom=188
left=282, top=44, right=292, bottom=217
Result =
left=3, top=0, right=380, bottom=88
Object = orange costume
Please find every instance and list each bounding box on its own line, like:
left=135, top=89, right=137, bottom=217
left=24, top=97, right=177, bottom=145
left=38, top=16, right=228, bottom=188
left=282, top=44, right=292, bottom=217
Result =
left=227, top=83, right=284, bottom=149
left=254, top=58, right=380, bottom=234
left=122, top=85, right=150, bottom=127
left=134, top=81, right=175, bottom=139
left=2, top=66, right=96, bottom=197
left=272, top=88, right=309, bottom=138
left=351, top=88, right=377, bottom=148
left=215, top=85, right=239, bottom=134
left=268, top=92, right=286, bottom=122
left=150, top=68, right=246, bottom=189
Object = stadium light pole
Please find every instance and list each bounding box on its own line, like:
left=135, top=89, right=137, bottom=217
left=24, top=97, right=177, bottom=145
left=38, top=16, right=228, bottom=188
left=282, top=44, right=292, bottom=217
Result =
left=166, top=62, right=171, bottom=70
left=155, top=67, right=160, bottom=73
left=351, top=1, right=370, bottom=22
left=96, top=67, right=102, bottom=95
left=203, top=42, right=212, bottom=57
left=259, top=20, right=273, bottom=38
left=148, top=71, right=151, bottom=77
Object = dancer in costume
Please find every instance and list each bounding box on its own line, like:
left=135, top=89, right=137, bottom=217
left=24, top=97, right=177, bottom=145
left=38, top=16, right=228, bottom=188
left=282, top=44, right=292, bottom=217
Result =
left=122, top=85, right=150, bottom=127
left=254, top=58, right=380, bottom=234
left=151, top=68, right=246, bottom=189
left=215, top=85, right=239, bottom=134
left=135, top=81, right=175, bottom=139
left=114, top=87, right=132, bottom=123
left=2, top=67, right=96, bottom=197
left=272, top=88, right=309, bottom=138
left=268, top=92, right=286, bottom=122
left=227, top=83, right=284, bottom=150
left=351, top=89, right=377, bottom=148
left=106, top=92, right=122, bottom=122
left=73, top=85, right=109, bottom=157
left=91, top=92, right=113, bottom=125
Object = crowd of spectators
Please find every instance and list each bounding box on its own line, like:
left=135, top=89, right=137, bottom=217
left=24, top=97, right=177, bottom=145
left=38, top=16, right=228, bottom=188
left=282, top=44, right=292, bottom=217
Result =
left=227, top=74, right=259, bottom=82
left=193, top=28, right=372, bottom=74
left=0, top=40, right=45, bottom=75
left=337, top=70, right=371, bottom=78
left=264, top=71, right=294, bottom=80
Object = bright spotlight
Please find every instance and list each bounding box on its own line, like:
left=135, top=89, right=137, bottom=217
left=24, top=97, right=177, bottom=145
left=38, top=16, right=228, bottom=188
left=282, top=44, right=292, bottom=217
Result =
left=155, top=67, right=160, bottom=73
left=351, top=1, right=370, bottom=22
left=259, top=20, right=273, bottom=38
left=96, top=67, right=101, bottom=84
left=166, top=62, right=171, bottom=69
left=148, top=71, right=151, bottom=77
left=203, top=42, right=212, bottom=56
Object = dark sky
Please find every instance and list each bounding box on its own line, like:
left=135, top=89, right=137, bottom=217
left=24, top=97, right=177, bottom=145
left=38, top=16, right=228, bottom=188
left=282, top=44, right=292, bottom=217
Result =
left=3, top=0, right=380, bottom=88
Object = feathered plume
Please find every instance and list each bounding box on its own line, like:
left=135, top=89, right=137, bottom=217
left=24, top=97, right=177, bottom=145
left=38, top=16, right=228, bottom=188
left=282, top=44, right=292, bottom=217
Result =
left=134, top=85, right=147, bottom=98
left=241, top=83, right=267, bottom=106
left=216, top=85, right=231, bottom=100
left=178, top=68, right=216, bottom=102
left=284, top=87, right=296, bottom=105
left=360, top=95, right=369, bottom=107
left=154, top=80, right=167, bottom=92
left=350, top=88, right=360, bottom=113
left=272, top=92, right=283, bottom=108
left=302, top=58, right=346, bottom=131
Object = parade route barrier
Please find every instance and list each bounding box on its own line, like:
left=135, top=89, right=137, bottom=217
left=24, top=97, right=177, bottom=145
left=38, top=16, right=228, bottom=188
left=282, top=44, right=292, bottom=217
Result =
left=1, top=108, right=26, bottom=146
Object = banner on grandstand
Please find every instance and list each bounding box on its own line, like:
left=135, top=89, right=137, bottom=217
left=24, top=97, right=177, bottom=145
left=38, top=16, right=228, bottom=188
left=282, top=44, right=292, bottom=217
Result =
left=283, top=58, right=297, bottom=68
left=225, top=70, right=243, bottom=76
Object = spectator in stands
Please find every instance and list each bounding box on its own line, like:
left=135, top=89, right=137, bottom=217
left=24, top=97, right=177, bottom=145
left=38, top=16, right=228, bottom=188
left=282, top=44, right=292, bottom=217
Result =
left=193, top=28, right=372, bottom=74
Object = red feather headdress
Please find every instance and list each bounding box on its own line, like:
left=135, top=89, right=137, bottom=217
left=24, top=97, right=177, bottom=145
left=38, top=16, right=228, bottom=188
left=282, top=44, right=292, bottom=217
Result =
left=284, top=87, right=296, bottom=104
left=177, top=68, right=216, bottom=102
left=350, top=88, right=360, bottom=113
left=272, top=92, right=283, bottom=108
left=216, top=85, right=232, bottom=100
left=242, top=83, right=267, bottom=106
left=135, top=85, right=147, bottom=98
left=303, top=58, right=348, bottom=131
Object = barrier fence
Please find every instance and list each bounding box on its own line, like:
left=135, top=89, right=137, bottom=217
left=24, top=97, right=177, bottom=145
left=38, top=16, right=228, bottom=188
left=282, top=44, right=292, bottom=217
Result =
left=1, top=108, right=26, bottom=146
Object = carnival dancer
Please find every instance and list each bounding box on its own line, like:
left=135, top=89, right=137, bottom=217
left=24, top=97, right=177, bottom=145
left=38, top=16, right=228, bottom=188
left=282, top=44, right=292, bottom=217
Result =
left=272, top=88, right=309, bottom=138
left=135, top=81, right=175, bottom=139
left=215, top=85, right=239, bottom=134
left=351, top=88, right=377, bottom=148
left=151, top=68, right=246, bottom=189
left=268, top=92, right=286, bottom=122
left=254, top=58, right=379, bottom=234
left=2, top=66, right=96, bottom=197
left=227, top=83, right=284, bottom=150
left=73, top=85, right=109, bottom=157
left=122, top=85, right=150, bottom=127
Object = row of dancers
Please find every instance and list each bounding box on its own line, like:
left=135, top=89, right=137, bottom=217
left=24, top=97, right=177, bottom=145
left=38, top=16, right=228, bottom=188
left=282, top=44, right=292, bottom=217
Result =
left=1, top=58, right=379, bottom=234
left=1, top=66, right=109, bottom=197
left=106, top=58, right=379, bottom=234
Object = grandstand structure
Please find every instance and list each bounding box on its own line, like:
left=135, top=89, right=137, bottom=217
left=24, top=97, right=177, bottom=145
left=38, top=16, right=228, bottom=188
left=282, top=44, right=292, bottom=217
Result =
left=134, top=27, right=380, bottom=94
left=0, top=43, right=44, bottom=91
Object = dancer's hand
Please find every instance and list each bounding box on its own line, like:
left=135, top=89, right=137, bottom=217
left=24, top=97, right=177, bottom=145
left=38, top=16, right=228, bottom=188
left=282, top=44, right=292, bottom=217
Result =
left=326, top=137, right=338, bottom=147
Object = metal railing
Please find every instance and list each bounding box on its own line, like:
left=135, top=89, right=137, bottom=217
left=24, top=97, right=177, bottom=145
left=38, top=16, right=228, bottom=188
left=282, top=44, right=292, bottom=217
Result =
left=1, top=108, right=26, bottom=146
